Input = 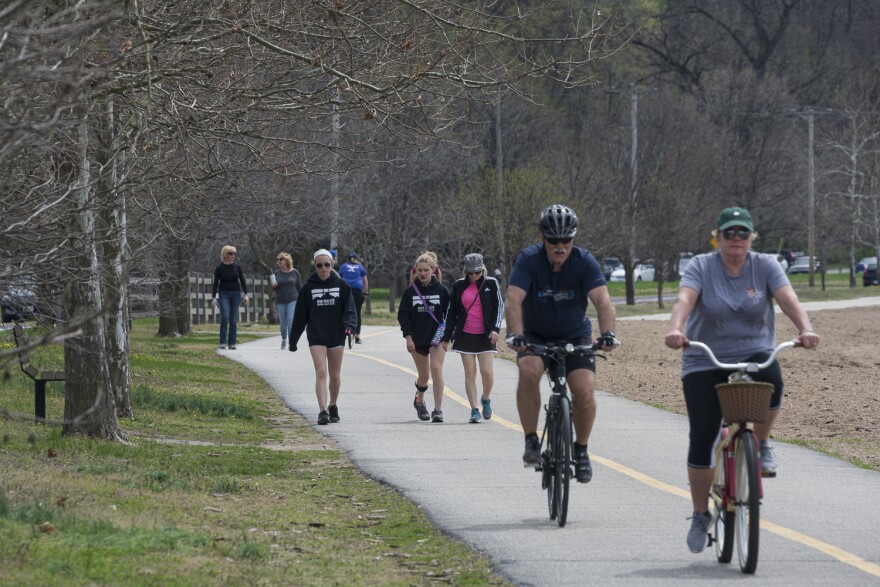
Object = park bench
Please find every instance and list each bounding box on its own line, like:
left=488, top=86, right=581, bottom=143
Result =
left=12, top=323, right=65, bottom=422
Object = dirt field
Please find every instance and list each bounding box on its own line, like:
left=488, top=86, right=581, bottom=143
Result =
left=503, top=306, right=880, bottom=470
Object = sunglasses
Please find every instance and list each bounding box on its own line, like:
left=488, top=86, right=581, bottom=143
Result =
left=545, top=237, right=573, bottom=245
left=276, top=258, right=284, bottom=261
left=315, top=262, right=332, bottom=268
left=226, top=252, right=237, bottom=256
left=467, top=270, right=482, bottom=276
left=722, top=228, right=752, bottom=240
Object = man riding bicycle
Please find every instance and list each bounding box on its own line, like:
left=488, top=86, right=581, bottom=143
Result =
left=505, top=204, right=619, bottom=483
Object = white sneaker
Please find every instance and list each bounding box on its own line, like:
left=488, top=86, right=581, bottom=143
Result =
left=219, top=344, right=227, bottom=350
left=281, top=340, right=287, bottom=350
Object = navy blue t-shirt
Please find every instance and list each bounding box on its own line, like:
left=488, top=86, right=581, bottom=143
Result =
left=508, top=244, right=606, bottom=340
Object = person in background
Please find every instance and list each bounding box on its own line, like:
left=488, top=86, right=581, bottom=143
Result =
left=505, top=204, right=619, bottom=483
left=441, top=253, right=503, bottom=423
left=212, top=245, right=249, bottom=350
left=329, top=248, right=338, bottom=267
left=398, top=252, right=450, bottom=423
left=272, top=252, right=303, bottom=350
left=289, top=249, right=357, bottom=425
left=408, top=250, right=442, bottom=285
left=664, top=206, right=820, bottom=555
left=339, top=252, right=369, bottom=344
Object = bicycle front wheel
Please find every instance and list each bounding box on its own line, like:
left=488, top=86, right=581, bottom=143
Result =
left=734, top=430, right=761, bottom=574
left=554, top=397, right=572, bottom=527
left=544, top=405, right=558, bottom=521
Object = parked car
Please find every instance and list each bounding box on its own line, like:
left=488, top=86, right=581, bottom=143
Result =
left=773, top=254, right=789, bottom=271
left=609, top=262, right=655, bottom=282
left=864, top=261, right=879, bottom=287
left=855, top=256, right=877, bottom=273
left=1, top=284, right=37, bottom=323
left=678, top=252, right=694, bottom=278
left=780, top=249, right=806, bottom=266
left=786, top=256, right=821, bottom=275
left=602, top=257, right=622, bottom=281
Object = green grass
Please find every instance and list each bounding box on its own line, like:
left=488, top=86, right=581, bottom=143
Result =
left=0, top=320, right=509, bottom=587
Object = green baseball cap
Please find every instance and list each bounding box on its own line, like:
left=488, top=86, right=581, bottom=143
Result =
left=717, top=207, right=754, bottom=231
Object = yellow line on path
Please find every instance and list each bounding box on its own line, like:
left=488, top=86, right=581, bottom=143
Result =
left=346, top=348, right=880, bottom=580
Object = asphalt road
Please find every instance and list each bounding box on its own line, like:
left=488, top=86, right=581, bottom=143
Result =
left=226, top=316, right=880, bottom=585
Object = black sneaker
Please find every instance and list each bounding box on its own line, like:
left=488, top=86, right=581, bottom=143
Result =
left=317, top=410, right=330, bottom=425
left=328, top=405, right=340, bottom=423
left=431, top=409, right=444, bottom=423
left=355, top=337, right=363, bottom=344
left=523, top=434, right=541, bottom=467
left=574, top=444, right=592, bottom=483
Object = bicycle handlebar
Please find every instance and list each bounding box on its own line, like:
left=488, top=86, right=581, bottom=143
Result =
left=684, top=340, right=802, bottom=372
left=523, top=341, right=599, bottom=356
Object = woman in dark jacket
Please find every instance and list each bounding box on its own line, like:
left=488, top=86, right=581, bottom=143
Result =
left=212, top=244, right=250, bottom=350
left=289, top=249, right=357, bottom=426
left=441, top=253, right=504, bottom=423
left=398, top=251, right=450, bottom=423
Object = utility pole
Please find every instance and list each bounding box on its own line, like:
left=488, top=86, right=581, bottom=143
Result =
left=607, top=83, right=656, bottom=304
left=495, top=91, right=507, bottom=281
left=789, top=107, right=833, bottom=287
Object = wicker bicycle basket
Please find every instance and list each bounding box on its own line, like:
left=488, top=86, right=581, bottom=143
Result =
left=714, top=381, right=774, bottom=423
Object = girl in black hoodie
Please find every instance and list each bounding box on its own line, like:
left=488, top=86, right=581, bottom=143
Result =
left=397, top=252, right=450, bottom=423
left=289, top=249, right=357, bottom=426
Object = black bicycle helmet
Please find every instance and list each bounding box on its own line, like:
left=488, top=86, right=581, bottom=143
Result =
left=538, top=204, right=578, bottom=239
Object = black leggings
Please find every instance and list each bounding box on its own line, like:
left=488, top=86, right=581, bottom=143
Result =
left=351, top=289, right=365, bottom=335
left=682, top=352, right=783, bottom=469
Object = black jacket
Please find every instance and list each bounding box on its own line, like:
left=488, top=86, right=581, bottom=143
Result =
left=441, top=275, right=504, bottom=343
left=289, top=272, right=357, bottom=349
left=397, top=276, right=450, bottom=349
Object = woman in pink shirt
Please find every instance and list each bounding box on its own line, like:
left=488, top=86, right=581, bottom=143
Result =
left=441, top=253, right=504, bottom=423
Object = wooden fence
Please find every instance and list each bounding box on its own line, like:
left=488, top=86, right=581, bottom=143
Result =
left=189, top=272, right=272, bottom=325
left=129, top=273, right=272, bottom=323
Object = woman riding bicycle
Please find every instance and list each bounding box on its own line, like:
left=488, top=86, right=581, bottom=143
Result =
left=664, top=207, right=820, bottom=554
left=505, top=204, right=619, bottom=484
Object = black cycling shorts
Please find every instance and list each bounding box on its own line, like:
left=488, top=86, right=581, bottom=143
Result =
left=517, top=334, right=596, bottom=375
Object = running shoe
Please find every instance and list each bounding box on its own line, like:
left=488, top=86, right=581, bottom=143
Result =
left=469, top=408, right=481, bottom=423
left=760, top=440, right=777, bottom=477
left=523, top=434, right=541, bottom=466
left=219, top=344, right=226, bottom=350
left=413, top=394, right=430, bottom=421
left=687, top=511, right=712, bottom=553
left=317, top=410, right=330, bottom=425
left=481, top=398, right=492, bottom=420
left=229, top=345, right=237, bottom=350
left=328, top=405, right=340, bottom=423
left=281, top=340, right=286, bottom=350
left=355, top=337, right=363, bottom=344
left=431, top=409, right=444, bottom=423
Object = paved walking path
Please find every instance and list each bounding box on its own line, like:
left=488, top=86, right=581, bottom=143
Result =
left=225, top=299, right=880, bottom=585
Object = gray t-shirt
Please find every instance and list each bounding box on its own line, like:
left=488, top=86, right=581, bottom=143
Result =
left=680, top=251, right=790, bottom=376
left=274, top=268, right=302, bottom=304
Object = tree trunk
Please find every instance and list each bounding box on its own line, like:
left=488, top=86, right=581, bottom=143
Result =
left=100, top=97, right=132, bottom=418
left=63, top=116, right=125, bottom=440
left=157, top=239, right=192, bottom=337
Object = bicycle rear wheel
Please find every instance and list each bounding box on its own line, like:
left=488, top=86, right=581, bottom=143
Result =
left=554, top=397, right=572, bottom=527
left=734, top=430, right=761, bottom=574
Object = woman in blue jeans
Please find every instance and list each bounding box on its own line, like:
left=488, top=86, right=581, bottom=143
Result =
left=272, top=251, right=302, bottom=349
left=212, top=245, right=249, bottom=349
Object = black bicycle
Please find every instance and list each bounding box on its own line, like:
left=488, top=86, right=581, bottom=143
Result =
left=524, top=341, right=600, bottom=527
